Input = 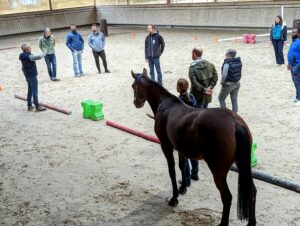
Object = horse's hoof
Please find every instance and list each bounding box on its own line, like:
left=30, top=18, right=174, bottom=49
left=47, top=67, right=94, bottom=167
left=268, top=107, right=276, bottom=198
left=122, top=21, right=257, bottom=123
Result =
left=168, top=198, right=178, bottom=207
left=179, top=186, right=187, bottom=195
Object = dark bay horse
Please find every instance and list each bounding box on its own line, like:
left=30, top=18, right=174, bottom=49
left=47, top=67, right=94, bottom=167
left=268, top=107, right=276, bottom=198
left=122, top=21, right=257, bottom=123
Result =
left=131, top=69, right=257, bottom=226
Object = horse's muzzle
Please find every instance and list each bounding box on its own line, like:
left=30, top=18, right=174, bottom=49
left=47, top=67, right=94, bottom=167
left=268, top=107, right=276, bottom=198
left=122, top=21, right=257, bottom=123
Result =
left=134, top=99, right=145, bottom=108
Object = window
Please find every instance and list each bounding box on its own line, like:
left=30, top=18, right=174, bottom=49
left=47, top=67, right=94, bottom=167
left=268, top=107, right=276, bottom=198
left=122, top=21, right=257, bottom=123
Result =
left=0, top=0, right=50, bottom=15
left=129, top=0, right=167, bottom=4
left=51, top=0, right=94, bottom=9
left=96, top=0, right=127, bottom=5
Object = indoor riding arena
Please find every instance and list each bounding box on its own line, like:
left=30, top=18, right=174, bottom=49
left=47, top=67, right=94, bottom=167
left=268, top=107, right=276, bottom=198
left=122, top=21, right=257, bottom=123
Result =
left=0, top=0, right=300, bottom=225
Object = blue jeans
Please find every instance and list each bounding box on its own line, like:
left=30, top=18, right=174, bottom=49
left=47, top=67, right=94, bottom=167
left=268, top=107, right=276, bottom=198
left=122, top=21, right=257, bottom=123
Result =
left=148, top=57, right=162, bottom=85
left=179, top=156, right=199, bottom=185
left=44, top=54, right=57, bottom=79
left=291, top=66, right=300, bottom=100
left=26, top=76, right=39, bottom=108
left=185, top=159, right=199, bottom=183
left=72, top=50, right=83, bottom=76
left=272, top=40, right=285, bottom=65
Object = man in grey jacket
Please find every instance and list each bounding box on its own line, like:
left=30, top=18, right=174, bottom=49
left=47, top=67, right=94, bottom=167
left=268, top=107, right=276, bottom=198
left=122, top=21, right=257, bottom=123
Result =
left=88, top=24, right=110, bottom=74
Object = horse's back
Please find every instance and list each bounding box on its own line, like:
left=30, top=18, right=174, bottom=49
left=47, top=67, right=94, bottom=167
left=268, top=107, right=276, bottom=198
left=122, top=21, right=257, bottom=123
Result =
left=166, top=107, right=238, bottom=161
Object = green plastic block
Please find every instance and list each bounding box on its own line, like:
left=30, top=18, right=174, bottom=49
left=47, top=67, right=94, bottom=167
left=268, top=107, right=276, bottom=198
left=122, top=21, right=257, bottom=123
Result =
left=90, top=101, right=104, bottom=121
left=251, top=142, right=257, bottom=167
left=81, top=100, right=94, bottom=119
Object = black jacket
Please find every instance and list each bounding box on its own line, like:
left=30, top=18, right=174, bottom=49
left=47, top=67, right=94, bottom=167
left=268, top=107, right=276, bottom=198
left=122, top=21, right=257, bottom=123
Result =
left=19, top=52, right=38, bottom=78
left=145, top=32, right=165, bottom=59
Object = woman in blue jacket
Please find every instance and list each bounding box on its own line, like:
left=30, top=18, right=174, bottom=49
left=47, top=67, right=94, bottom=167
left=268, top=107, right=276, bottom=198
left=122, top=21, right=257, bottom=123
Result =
left=270, top=15, right=287, bottom=65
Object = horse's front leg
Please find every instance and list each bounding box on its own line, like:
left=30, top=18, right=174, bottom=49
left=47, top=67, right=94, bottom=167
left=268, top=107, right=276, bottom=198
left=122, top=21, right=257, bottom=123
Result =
left=178, top=153, right=188, bottom=195
left=162, top=144, right=179, bottom=207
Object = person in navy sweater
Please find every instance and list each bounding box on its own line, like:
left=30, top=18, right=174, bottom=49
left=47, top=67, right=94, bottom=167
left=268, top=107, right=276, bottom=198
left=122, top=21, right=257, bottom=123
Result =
left=19, top=44, right=47, bottom=112
left=66, top=24, right=84, bottom=77
left=177, top=78, right=199, bottom=186
left=287, top=28, right=300, bottom=105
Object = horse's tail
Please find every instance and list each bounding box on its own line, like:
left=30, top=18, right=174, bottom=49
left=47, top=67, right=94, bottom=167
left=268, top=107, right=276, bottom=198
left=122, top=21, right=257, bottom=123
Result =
left=235, top=123, right=256, bottom=222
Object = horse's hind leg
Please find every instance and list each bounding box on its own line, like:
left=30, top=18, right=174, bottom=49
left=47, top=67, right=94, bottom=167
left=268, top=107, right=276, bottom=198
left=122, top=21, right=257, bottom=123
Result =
left=213, top=173, right=232, bottom=226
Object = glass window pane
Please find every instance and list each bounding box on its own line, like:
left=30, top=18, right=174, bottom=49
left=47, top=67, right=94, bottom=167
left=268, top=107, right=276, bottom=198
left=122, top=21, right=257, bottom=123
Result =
left=96, top=0, right=127, bottom=5
left=0, top=0, right=49, bottom=15
left=51, top=0, right=94, bottom=9
left=129, top=0, right=166, bottom=4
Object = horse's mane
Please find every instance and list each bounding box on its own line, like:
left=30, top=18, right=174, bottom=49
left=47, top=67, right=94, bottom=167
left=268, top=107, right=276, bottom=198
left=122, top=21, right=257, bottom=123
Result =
left=144, top=75, right=182, bottom=103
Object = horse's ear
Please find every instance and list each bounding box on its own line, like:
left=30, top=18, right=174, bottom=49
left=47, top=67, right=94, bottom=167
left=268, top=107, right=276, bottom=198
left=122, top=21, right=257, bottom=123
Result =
left=131, top=70, right=136, bottom=79
left=143, top=68, right=148, bottom=76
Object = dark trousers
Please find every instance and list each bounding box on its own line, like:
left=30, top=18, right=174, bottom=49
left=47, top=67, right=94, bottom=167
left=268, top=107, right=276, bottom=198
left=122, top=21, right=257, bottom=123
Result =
left=26, top=76, right=39, bottom=108
left=93, top=50, right=108, bottom=72
left=44, top=54, right=57, bottom=79
left=291, top=66, right=300, bottom=100
left=179, top=156, right=199, bottom=185
left=272, top=40, right=285, bottom=65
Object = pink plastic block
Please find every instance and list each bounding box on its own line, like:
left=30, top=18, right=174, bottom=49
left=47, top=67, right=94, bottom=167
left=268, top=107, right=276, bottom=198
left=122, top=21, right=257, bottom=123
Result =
left=249, top=34, right=256, bottom=44
left=243, top=34, right=250, bottom=44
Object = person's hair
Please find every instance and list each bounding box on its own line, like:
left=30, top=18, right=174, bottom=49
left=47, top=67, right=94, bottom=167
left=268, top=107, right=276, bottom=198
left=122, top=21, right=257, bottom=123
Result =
left=275, top=15, right=283, bottom=25
left=70, top=24, right=77, bottom=27
left=91, top=23, right=98, bottom=27
left=148, top=24, right=156, bottom=30
left=44, top=27, right=50, bottom=33
left=192, top=47, right=203, bottom=58
left=226, top=49, right=237, bottom=58
left=177, top=78, right=189, bottom=94
left=21, top=44, right=30, bottom=51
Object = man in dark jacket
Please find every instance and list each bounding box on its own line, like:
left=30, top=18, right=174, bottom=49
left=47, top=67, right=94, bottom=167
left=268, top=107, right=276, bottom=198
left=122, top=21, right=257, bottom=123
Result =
left=189, top=48, right=218, bottom=108
left=145, top=25, right=165, bottom=85
left=218, top=49, right=242, bottom=113
left=19, top=44, right=47, bottom=112
left=66, top=24, right=84, bottom=77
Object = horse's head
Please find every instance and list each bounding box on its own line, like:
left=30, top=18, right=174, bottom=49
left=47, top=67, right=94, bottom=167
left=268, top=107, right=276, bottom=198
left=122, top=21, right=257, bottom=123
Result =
left=131, top=68, right=148, bottom=108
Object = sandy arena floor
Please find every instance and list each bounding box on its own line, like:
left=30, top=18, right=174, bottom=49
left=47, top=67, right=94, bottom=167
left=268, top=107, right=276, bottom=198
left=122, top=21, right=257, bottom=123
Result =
left=0, top=26, right=299, bottom=225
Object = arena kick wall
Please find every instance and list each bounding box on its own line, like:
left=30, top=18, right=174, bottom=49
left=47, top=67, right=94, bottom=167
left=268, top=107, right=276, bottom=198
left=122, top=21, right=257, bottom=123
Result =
left=0, top=1, right=300, bottom=36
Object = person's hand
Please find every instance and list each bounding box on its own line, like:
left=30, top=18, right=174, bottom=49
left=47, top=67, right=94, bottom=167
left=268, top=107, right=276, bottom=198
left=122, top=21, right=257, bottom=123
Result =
left=204, top=87, right=213, bottom=95
left=284, top=41, right=287, bottom=47
left=287, top=64, right=291, bottom=71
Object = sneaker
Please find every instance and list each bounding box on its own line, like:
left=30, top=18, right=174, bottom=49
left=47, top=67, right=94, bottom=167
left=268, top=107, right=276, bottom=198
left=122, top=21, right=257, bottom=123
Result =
left=294, top=100, right=300, bottom=106
left=79, top=73, right=85, bottom=76
left=75, top=74, right=79, bottom=77
left=105, top=70, right=111, bottom=73
left=51, top=78, right=60, bottom=81
left=291, top=97, right=298, bottom=102
left=191, top=174, right=199, bottom=181
left=28, top=106, right=35, bottom=111
left=36, top=106, right=47, bottom=112
left=98, top=71, right=101, bottom=74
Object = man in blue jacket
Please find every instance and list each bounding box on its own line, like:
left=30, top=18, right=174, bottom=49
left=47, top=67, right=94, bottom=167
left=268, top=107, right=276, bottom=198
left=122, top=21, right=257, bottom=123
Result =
left=19, top=44, right=47, bottom=112
left=145, top=25, right=165, bottom=85
left=288, top=28, right=300, bottom=105
left=88, top=24, right=110, bottom=74
left=66, top=24, right=84, bottom=77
